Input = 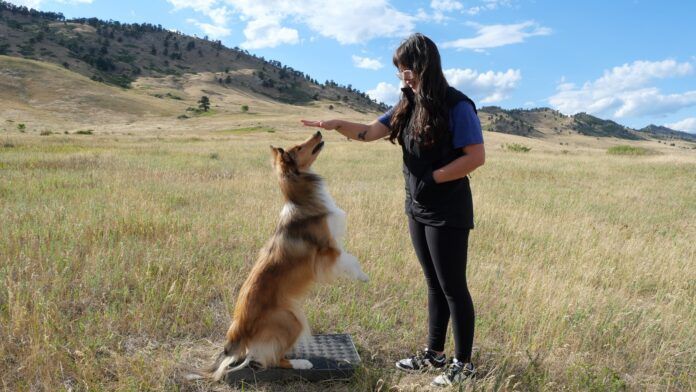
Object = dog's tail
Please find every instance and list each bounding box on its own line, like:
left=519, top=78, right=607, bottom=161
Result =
left=185, top=339, right=249, bottom=382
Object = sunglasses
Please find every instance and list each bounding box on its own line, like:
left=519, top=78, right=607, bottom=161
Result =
left=396, top=69, right=415, bottom=81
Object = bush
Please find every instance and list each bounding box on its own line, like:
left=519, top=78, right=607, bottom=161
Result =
left=241, top=105, right=249, bottom=112
left=504, top=143, right=531, bottom=152
left=606, top=145, right=650, bottom=155
left=209, top=152, right=220, bottom=160
left=17, top=123, right=26, bottom=131
left=40, top=130, right=52, bottom=136
left=75, top=130, right=94, bottom=135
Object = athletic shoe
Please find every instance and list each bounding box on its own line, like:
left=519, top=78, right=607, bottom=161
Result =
left=431, top=359, right=476, bottom=387
left=395, top=348, right=447, bottom=372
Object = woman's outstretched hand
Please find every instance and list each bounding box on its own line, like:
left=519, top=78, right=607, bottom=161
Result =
left=301, top=119, right=340, bottom=130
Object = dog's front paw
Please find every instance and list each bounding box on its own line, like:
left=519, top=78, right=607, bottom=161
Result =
left=357, top=270, right=369, bottom=282
left=289, top=359, right=313, bottom=370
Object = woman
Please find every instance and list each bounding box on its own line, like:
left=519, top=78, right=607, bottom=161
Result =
left=301, top=33, right=484, bottom=387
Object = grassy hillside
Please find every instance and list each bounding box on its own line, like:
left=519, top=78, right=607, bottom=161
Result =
left=0, top=1, right=385, bottom=112
left=1, top=116, right=694, bottom=391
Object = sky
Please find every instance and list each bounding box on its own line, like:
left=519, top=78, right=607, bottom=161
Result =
left=8, top=0, right=696, bottom=133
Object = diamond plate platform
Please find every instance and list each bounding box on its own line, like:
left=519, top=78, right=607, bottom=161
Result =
left=225, top=334, right=360, bottom=384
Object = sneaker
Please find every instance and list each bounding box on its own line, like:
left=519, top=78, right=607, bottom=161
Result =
left=431, top=359, right=475, bottom=387
left=395, top=348, right=447, bottom=373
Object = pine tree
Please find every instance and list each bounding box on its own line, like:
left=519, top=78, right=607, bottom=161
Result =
left=198, top=96, right=210, bottom=112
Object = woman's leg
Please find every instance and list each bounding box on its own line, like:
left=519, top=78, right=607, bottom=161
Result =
left=408, top=217, right=450, bottom=352
left=424, top=225, right=475, bottom=362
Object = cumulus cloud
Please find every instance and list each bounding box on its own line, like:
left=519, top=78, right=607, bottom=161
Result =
left=12, top=0, right=92, bottom=7
left=352, top=55, right=383, bottom=70
left=431, top=0, right=463, bottom=12
left=367, top=82, right=402, bottom=106
left=666, top=117, right=696, bottom=134
left=466, top=0, right=512, bottom=15
left=441, top=21, right=551, bottom=51
left=444, top=68, right=522, bottom=103
left=186, top=18, right=232, bottom=38
left=367, top=68, right=522, bottom=106
left=241, top=18, right=299, bottom=49
left=168, top=0, right=231, bottom=38
left=549, top=59, right=696, bottom=119
left=169, top=0, right=413, bottom=49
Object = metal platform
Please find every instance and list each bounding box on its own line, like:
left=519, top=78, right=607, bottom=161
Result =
left=225, top=334, right=360, bottom=384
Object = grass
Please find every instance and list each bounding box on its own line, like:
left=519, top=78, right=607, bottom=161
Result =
left=0, top=130, right=694, bottom=391
left=503, top=142, right=531, bottom=152
left=606, top=145, right=652, bottom=155
left=215, top=126, right=276, bottom=134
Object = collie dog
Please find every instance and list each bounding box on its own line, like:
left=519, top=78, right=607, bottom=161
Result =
left=199, top=131, right=369, bottom=381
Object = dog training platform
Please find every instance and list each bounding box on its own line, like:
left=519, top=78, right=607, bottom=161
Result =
left=225, top=334, right=360, bottom=384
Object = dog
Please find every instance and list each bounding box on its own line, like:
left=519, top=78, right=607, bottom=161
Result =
left=191, top=131, right=369, bottom=382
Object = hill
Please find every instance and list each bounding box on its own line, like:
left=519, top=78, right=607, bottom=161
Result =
left=0, top=1, right=694, bottom=146
left=637, top=124, right=696, bottom=142
left=0, top=1, right=386, bottom=112
left=479, top=106, right=695, bottom=143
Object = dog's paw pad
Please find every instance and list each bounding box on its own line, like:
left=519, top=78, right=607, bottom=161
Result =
left=289, top=359, right=313, bottom=369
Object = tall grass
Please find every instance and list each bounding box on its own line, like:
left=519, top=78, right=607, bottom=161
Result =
left=0, top=131, right=694, bottom=391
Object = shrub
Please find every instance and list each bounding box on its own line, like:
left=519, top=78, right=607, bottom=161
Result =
left=241, top=105, right=249, bottom=112
left=504, top=143, right=531, bottom=152
left=328, top=104, right=334, bottom=110
left=209, top=152, right=220, bottom=160
left=75, top=130, right=94, bottom=135
left=177, top=114, right=189, bottom=120
left=40, top=130, right=52, bottom=136
left=606, top=145, right=649, bottom=155
left=17, top=123, right=26, bottom=131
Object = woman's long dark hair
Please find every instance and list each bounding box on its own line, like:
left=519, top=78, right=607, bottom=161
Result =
left=389, top=33, right=450, bottom=148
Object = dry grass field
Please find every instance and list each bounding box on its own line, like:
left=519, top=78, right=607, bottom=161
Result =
left=1, top=56, right=695, bottom=391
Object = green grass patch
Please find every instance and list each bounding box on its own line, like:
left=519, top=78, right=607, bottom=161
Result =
left=606, top=145, right=651, bottom=155
left=504, top=142, right=531, bottom=152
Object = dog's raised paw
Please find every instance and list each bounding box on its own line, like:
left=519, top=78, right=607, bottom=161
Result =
left=289, top=359, right=313, bottom=370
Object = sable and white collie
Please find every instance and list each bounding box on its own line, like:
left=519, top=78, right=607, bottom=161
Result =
left=197, top=131, right=369, bottom=381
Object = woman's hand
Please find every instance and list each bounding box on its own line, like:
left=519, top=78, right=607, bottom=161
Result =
left=301, top=119, right=341, bottom=130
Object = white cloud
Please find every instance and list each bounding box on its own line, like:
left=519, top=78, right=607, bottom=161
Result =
left=367, top=82, right=402, bottom=106
left=169, top=0, right=231, bottom=38
left=11, top=0, right=92, bottom=7
left=666, top=117, right=696, bottom=133
left=240, top=17, right=299, bottom=49
left=466, top=0, right=512, bottom=15
left=169, top=0, right=414, bottom=49
left=444, top=68, right=522, bottom=103
left=367, top=68, right=521, bottom=106
left=431, top=0, right=463, bottom=12
left=549, top=59, right=696, bottom=119
left=441, top=21, right=551, bottom=51
left=352, top=55, right=383, bottom=70
left=186, top=18, right=232, bottom=38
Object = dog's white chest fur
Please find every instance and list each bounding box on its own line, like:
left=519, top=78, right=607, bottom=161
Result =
left=279, top=179, right=367, bottom=283
left=279, top=183, right=346, bottom=242
left=317, top=183, right=346, bottom=242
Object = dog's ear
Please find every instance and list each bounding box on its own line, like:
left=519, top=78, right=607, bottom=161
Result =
left=270, top=146, right=285, bottom=158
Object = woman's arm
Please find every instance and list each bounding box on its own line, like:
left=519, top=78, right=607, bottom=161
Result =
left=301, top=119, right=390, bottom=142
left=432, top=143, right=485, bottom=183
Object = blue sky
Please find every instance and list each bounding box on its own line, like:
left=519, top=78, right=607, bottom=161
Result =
left=10, top=0, right=696, bottom=133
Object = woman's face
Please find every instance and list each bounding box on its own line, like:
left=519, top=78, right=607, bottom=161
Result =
left=398, top=67, right=419, bottom=92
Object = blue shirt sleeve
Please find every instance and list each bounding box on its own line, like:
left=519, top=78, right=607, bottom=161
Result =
left=377, top=108, right=393, bottom=128
left=450, top=101, right=484, bottom=149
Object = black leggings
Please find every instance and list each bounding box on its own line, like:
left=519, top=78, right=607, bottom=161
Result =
left=408, top=217, right=475, bottom=362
